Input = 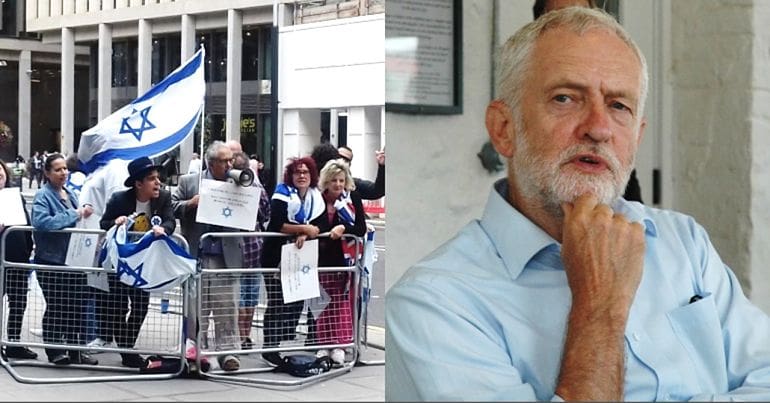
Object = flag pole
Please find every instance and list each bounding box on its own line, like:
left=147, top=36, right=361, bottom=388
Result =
left=198, top=44, right=206, bottom=188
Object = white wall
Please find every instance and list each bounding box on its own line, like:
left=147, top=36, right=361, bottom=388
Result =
left=346, top=106, right=383, bottom=181
left=670, top=0, right=761, bottom=309
left=750, top=0, right=770, bottom=315
left=281, top=109, right=321, bottom=162
left=279, top=14, right=385, bottom=110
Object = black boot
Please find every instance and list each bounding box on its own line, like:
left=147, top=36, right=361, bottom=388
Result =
left=121, top=353, right=145, bottom=368
left=5, top=346, right=38, bottom=359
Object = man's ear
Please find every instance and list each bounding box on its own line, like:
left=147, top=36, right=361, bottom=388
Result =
left=485, top=100, right=516, bottom=159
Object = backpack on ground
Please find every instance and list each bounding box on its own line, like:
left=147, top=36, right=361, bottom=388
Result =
left=275, top=354, right=332, bottom=378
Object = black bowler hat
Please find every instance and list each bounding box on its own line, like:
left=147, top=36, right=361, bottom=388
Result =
left=124, top=156, right=162, bottom=187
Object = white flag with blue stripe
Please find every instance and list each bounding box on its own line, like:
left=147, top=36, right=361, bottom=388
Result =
left=100, top=223, right=197, bottom=292
left=78, top=48, right=205, bottom=174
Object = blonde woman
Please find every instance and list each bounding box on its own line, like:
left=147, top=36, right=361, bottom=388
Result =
left=310, top=158, right=366, bottom=365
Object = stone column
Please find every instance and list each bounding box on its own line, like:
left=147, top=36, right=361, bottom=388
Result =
left=98, top=23, right=113, bottom=120
left=18, top=50, right=31, bottom=160
left=60, top=27, right=75, bottom=154
left=179, top=14, right=197, bottom=173
left=137, top=18, right=152, bottom=96
left=226, top=9, right=243, bottom=144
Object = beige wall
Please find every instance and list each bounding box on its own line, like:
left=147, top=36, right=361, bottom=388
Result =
left=669, top=0, right=770, bottom=314
left=750, top=0, right=770, bottom=313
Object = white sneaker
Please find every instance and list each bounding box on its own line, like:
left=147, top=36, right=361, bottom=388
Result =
left=87, top=337, right=106, bottom=347
left=315, top=349, right=329, bottom=359
left=330, top=348, right=345, bottom=365
left=86, top=337, right=113, bottom=354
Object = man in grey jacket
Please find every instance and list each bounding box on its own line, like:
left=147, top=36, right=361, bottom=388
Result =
left=172, top=141, right=243, bottom=372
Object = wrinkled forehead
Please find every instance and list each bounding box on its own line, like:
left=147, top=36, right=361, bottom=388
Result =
left=532, top=25, right=645, bottom=102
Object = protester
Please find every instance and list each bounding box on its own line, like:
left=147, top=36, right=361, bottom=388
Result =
left=386, top=7, right=770, bottom=401
left=0, top=159, right=37, bottom=360
left=31, top=153, right=98, bottom=366
left=311, top=158, right=367, bottom=365
left=231, top=151, right=270, bottom=351
left=338, top=146, right=385, bottom=200
left=99, top=156, right=176, bottom=368
left=172, top=141, right=243, bottom=372
left=253, top=154, right=274, bottom=196
left=64, top=153, right=86, bottom=197
left=187, top=153, right=202, bottom=174
left=79, top=158, right=130, bottom=350
left=260, top=156, right=324, bottom=367
left=225, top=139, right=242, bottom=154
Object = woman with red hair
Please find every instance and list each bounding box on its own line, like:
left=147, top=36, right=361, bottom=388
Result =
left=260, top=156, right=324, bottom=366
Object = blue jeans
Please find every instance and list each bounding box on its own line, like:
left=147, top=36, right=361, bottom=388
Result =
left=239, top=273, right=262, bottom=307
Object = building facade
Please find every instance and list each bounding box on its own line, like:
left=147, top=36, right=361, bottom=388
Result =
left=0, top=0, right=89, bottom=163
left=15, top=0, right=384, bottom=191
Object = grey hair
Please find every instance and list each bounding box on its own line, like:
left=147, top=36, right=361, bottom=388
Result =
left=319, top=158, right=356, bottom=192
left=496, top=7, right=648, bottom=126
left=232, top=151, right=250, bottom=170
left=205, top=140, right=228, bottom=163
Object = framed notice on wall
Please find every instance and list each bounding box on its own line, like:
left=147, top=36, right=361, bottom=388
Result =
left=386, top=0, right=463, bottom=114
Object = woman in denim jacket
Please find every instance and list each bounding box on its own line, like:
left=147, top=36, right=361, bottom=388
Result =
left=31, top=153, right=97, bottom=366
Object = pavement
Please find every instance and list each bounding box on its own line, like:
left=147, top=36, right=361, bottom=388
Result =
left=0, top=329, right=384, bottom=402
left=3, top=180, right=386, bottom=402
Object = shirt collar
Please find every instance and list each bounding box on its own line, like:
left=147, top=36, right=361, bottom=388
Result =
left=479, top=179, right=658, bottom=280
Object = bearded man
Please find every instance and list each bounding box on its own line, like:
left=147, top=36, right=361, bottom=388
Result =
left=385, top=7, right=770, bottom=402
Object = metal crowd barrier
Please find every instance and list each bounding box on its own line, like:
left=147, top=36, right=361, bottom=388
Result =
left=193, top=231, right=362, bottom=389
left=356, top=219, right=385, bottom=366
left=0, top=224, right=380, bottom=388
left=0, top=226, right=190, bottom=383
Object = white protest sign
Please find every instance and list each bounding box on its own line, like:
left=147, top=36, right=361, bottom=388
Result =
left=280, top=239, right=320, bottom=303
left=0, top=187, right=27, bottom=225
left=196, top=178, right=260, bottom=231
left=65, top=217, right=101, bottom=269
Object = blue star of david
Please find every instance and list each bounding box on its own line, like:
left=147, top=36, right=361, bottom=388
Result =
left=116, top=259, right=148, bottom=288
left=222, top=207, right=232, bottom=218
left=120, top=106, right=156, bottom=141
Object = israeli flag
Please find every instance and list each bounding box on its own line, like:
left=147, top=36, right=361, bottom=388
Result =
left=361, top=230, right=377, bottom=304
left=78, top=47, right=206, bottom=174
left=101, top=224, right=197, bottom=292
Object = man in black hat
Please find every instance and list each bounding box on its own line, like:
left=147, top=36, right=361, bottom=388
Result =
left=98, top=156, right=176, bottom=368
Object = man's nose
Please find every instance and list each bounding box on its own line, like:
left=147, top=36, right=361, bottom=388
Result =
left=579, top=100, right=612, bottom=143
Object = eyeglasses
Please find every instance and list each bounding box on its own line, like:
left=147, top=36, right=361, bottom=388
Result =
left=213, top=158, right=235, bottom=164
left=293, top=169, right=311, bottom=177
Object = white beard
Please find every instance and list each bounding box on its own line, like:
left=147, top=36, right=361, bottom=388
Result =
left=512, top=131, right=633, bottom=216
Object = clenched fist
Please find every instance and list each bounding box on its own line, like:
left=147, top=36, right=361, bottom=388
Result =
left=560, top=194, right=646, bottom=320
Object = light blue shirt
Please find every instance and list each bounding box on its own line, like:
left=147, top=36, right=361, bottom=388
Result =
left=386, top=179, right=770, bottom=401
